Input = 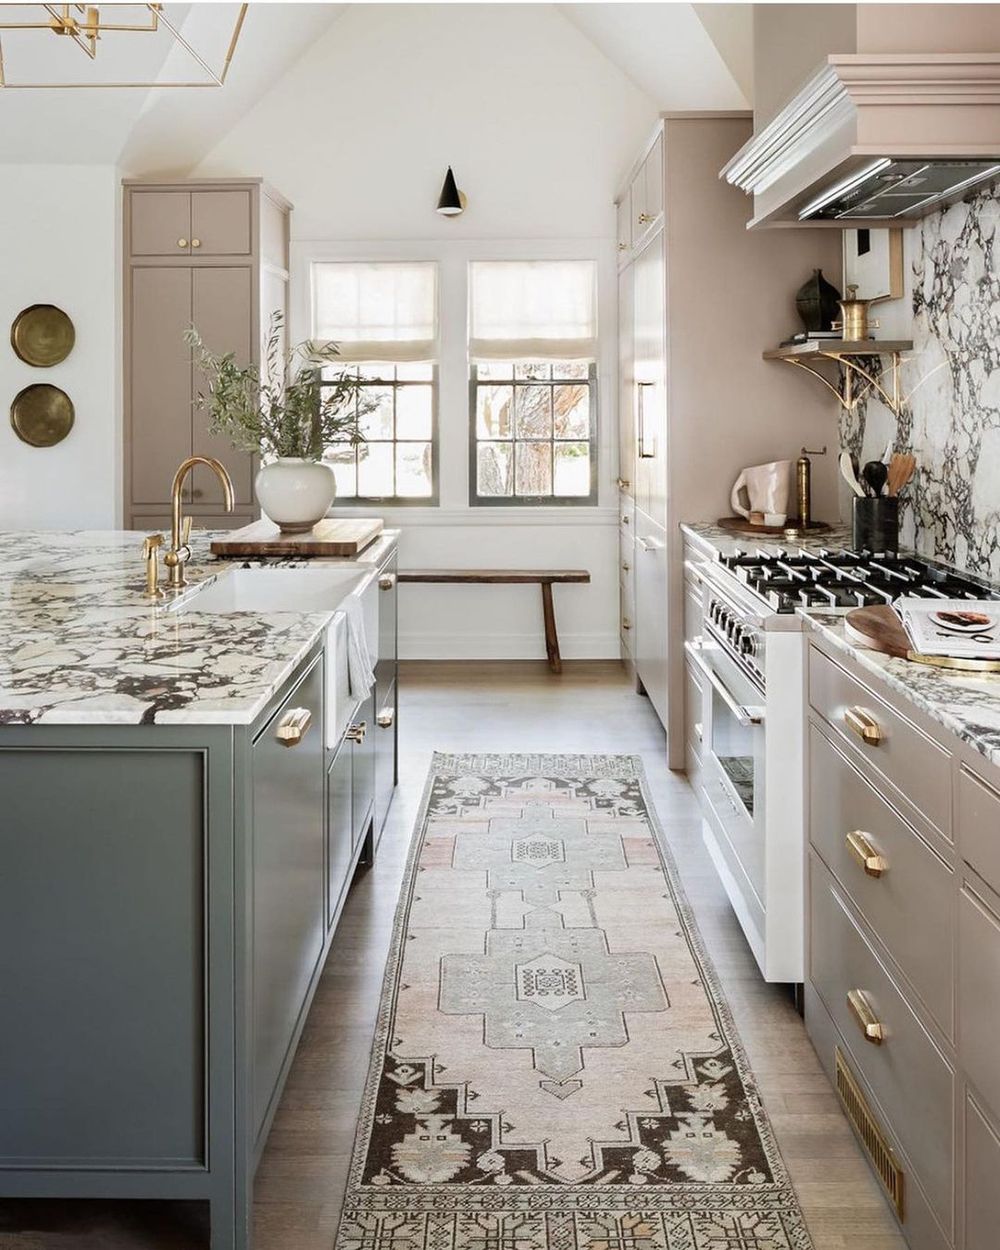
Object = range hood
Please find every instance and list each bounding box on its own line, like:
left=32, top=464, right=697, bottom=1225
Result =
left=722, top=54, right=1000, bottom=228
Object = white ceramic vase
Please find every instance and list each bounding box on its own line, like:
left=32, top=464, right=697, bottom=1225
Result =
left=255, top=458, right=336, bottom=534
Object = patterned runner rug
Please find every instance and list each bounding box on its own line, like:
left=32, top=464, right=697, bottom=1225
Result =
left=335, top=754, right=812, bottom=1250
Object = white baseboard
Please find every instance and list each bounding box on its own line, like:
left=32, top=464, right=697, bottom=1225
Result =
left=399, top=631, right=621, bottom=660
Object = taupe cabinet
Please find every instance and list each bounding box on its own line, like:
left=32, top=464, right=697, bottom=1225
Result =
left=805, top=638, right=1000, bottom=1250
left=614, top=116, right=841, bottom=764
left=0, top=547, right=398, bottom=1250
left=123, top=179, right=290, bottom=530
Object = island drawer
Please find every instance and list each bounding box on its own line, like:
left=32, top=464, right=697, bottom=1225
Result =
left=809, top=854, right=955, bottom=1236
left=966, top=1094, right=1000, bottom=1250
left=809, top=722, right=954, bottom=1036
left=808, top=646, right=952, bottom=840
left=958, top=763, right=1000, bottom=896
left=958, top=876, right=1000, bottom=1126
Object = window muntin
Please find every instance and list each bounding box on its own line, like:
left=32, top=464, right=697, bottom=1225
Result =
left=471, top=361, right=597, bottom=504
left=322, top=363, right=436, bottom=502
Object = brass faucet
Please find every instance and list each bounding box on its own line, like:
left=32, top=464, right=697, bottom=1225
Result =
left=142, top=532, right=164, bottom=598
left=164, top=456, right=235, bottom=589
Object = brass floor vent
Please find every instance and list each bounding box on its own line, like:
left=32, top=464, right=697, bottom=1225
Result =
left=836, top=1046, right=905, bottom=1220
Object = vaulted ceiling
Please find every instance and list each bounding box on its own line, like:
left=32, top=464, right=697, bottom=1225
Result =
left=0, top=2, right=753, bottom=168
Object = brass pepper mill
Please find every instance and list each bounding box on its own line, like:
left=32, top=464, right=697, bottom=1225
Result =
left=796, top=447, right=827, bottom=529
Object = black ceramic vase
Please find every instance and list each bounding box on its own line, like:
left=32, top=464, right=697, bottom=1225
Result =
left=795, top=268, right=842, bottom=333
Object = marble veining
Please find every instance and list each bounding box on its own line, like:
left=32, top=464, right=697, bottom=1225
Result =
left=682, top=520, right=853, bottom=560
left=0, top=531, right=353, bottom=727
left=843, top=184, right=1000, bottom=581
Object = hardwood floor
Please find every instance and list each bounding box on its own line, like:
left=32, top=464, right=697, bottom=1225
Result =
left=0, top=661, right=904, bottom=1250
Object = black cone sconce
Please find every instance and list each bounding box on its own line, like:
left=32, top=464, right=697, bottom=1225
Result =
left=436, top=166, right=466, bottom=217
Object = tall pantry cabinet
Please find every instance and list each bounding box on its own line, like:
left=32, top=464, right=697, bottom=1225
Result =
left=123, top=179, right=291, bottom=531
left=615, top=116, right=841, bottom=768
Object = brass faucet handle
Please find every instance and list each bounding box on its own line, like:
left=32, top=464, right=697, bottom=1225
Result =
left=142, top=533, right=165, bottom=599
left=182, top=514, right=193, bottom=547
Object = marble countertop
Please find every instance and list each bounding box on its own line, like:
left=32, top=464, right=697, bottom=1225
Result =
left=0, top=529, right=396, bottom=728
left=681, top=519, right=854, bottom=559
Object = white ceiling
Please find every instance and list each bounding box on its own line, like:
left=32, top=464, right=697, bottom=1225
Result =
left=0, top=2, right=753, bottom=168
left=560, top=2, right=750, bottom=111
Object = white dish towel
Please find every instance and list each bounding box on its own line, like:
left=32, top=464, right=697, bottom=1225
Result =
left=341, top=595, right=375, bottom=699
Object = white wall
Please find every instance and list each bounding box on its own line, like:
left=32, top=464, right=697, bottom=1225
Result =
left=194, top=3, right=657, bottom=660
left=0, top=165, right=120, bottom=529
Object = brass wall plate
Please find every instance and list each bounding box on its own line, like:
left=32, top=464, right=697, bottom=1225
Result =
left=10, top=384, right=75, bottom=447
left=10, top=304, right=75, bottom=367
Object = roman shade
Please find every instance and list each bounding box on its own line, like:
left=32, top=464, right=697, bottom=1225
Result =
left=312, top=261, right=438, bottom=362
left=469, top=260, right=598, bottom=361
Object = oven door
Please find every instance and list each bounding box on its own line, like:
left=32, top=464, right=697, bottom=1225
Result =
left=685, top=637, right=767, bottom=906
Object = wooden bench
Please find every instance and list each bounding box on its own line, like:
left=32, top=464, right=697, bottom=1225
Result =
left=397, top=569, right=591, bottom=674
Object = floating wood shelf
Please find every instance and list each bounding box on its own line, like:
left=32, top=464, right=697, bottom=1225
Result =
left=763, top=340, right=914, bottom=417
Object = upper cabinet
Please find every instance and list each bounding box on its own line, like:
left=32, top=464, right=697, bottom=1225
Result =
left=616, top=127, right=664, bottom=267
left=123, top=179, right=291, bottom=529
left=129, top=188, right=253, bottom=258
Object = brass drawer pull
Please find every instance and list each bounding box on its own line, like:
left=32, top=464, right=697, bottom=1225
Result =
left=379, top=575, right=395, bottom=591
left=345, top=721, right=367, bottom=744
left=616, top=477, right=631, bottom=491
left=276, top=707, right=312, bottom=747
left=847, top=988, right=885, bottom=1045
left=846, top=830, right=889, bottom=878
left=377, top=708, right=395, bottom=729
left=844, top=705, right=883, bottom=746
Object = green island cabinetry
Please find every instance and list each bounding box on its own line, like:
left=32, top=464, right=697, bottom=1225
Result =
left=0, top=548, right=398, bottom=1250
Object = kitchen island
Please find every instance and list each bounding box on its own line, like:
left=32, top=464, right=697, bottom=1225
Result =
left=0, top=530, right=398, bottom=1250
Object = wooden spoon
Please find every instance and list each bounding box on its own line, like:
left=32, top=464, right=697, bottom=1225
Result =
left=887, top=452, right=916, bottom=497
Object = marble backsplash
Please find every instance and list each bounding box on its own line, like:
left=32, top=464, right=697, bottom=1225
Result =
left=842, top=183, right=1000, bottom=581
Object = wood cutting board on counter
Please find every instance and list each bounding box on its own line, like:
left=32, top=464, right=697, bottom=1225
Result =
left=845, top=604, right=1000, bottom=672
left=210, top=517, right=383, bottom=558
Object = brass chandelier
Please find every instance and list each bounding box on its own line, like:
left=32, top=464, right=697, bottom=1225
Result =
left=0, top=3, right=247, bottom=87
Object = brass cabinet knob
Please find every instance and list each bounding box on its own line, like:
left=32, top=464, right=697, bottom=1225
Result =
left=622, top=562, right=631, bottom=573
left=638, top=212, right=653, bottom=224
left=377, top=708, right=395, bottom=729
left=622, top=514, right=630, bottom=525
left=276, top=707, right=312, bottom=747
left=379, top=575, right=395, bottom=591
left=616, top=477, right=631, bottom=491
left=844, top=706, right=883, bottom=746
left=846, top=830, right=889, bottom=878
left=345, top=721, right=367, bottom=744
left=847, top=988, right=885, bottom=1045
left=178, top=237, right=188, bottom=248
left=617, top=241, right=627, bottom=251
left=191, top=238, right=201, bottom=248
left=622, top=618, right=632, bottom=630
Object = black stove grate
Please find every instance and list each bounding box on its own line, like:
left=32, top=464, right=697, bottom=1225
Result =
left=718, top=548, right=1000, bottom=614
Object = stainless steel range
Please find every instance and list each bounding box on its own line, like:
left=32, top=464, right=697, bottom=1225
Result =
left=685, top=544, right=998, bottom=985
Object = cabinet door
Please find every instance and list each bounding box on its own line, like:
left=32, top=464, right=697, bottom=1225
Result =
left=634, top=513, right=668, bottom=729
left=642, top=131, right=664, bottom=229
left=616, top=191, right=631, bottom=261
left=326, top=740, right=354, bottom=928
left=375, top=681, right=397, bottom=837
left=191, top=190, right=252, bottom=257
left=191, top=267, right=255, bottom=507
left=617, top=263, right=635, bottom=497
left=129, top=267, right=193, bottom=505
left=377, top=554, right=398, bottom=694
left=130, top=191, right=191, bottom=256
left=351, top=692, right=376, bottom=850
left=252, top=657, right=325, bottom=1140
left=633, top=231, right=667, bottom=528
left=966, top=1095, right=1000, bottom=1250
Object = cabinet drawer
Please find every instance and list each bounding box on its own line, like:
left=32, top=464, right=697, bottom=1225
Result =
left=809, top=722, right=954, bottom=1035
left=619, top=582, right=634, bottom=655
left=685, top=659, right=703, bottom=761
left=808, top=645, right=952, bottom=840
left=684, top=576, right=702, bottom=646
left=326, top=740, right=353, bottom=928
left=958, top=763, right=1000, bottom=896
left=376, top=554, right=397, bottom=693
left=809, top=855, right=955, bottom=1235
left=966, top=1095, right=1000, bottom=1250
left=958, top=878, right=1000, bottom=1124
left=375, top=680, right=397, bottom=838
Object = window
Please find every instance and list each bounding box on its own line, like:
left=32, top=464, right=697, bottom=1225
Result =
left=313, top=261, right=438, bottom=502
left=469, top=261, right=598, bottom=505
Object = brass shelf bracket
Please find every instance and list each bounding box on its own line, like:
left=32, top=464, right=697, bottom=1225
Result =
left=763, top=341, right=913, bottom=419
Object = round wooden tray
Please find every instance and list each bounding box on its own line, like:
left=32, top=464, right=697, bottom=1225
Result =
left=717, top=516, right=833, bottom=538
left=845, top=605, right=1000, bottom=672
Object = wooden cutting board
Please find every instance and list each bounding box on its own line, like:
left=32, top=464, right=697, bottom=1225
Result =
left=210, top=517, right=384, bottom=558
left=845, top=604, right=1000, bottom=672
